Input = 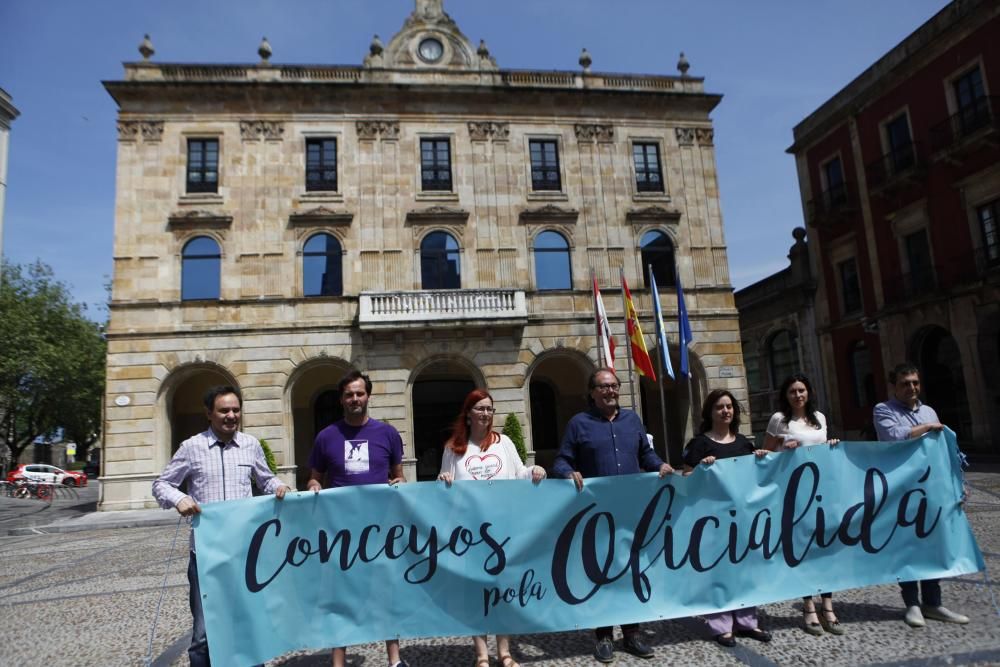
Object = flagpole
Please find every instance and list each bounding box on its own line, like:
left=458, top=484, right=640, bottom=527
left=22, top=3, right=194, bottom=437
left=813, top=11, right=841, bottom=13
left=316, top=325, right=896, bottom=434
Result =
left=618, top=266, right=638, bottom=414
left=650, top=264, right=671, bottom=464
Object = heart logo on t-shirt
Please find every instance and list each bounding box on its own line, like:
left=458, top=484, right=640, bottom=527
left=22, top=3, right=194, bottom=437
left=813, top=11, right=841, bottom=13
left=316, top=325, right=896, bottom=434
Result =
left=465, top=453, right=502, bottom=480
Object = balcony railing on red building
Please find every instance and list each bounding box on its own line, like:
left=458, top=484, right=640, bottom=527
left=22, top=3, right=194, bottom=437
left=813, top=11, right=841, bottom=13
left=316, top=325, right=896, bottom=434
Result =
left=865, top=141, right=925, bottom=193
left=881, top=247, right=1000, bottom=307
left=930, top=96, right=999, bottom=155
left=807, top=182, right=859, bottom=227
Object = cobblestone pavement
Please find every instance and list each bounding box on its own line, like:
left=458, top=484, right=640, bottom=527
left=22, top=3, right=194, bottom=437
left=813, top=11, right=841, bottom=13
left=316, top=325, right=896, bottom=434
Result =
left=0, top=474, right=998, bottom=666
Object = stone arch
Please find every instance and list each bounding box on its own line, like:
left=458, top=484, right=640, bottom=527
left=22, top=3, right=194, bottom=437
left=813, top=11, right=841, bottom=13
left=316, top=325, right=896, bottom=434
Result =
left=284, top=356, right=353, bottom=490
left=407, top=355, right=486, bottom=481
left=525, top=348, right=595, bottom=471
left=909, top=325, right=973, bottom=443
left=157, top=362, right=239, bottom=469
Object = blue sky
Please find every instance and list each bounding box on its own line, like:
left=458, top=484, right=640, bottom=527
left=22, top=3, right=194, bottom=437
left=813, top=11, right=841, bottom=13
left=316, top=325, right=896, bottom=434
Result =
left=0, top=0, right=948, bottom=314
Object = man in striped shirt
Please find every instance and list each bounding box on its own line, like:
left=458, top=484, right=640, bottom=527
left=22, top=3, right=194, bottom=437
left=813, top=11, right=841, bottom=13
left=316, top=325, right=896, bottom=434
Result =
left=874, top=362, right=969, bottom=628
left=153, top=385, right=290, bottom=667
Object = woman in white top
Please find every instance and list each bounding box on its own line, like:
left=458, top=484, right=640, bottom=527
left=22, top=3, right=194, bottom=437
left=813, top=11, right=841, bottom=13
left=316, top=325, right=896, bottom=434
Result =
left=438, top=388, right=545, bottom=667
left=764, top=373, right=843, bottom=637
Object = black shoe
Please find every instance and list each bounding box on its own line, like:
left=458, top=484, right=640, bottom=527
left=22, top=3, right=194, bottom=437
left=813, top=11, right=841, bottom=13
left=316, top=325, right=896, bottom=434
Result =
left=714, top=632, right=736, bottom=647
left=621, top=634, right=655, bottom=659
left=594, top=637, right=614, bottom=663
left=735, top=627, right=772, bottom=643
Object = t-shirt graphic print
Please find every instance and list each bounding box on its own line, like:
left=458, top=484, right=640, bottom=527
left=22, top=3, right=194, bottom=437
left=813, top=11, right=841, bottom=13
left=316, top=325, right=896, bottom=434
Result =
left=344, top=440, right=370, bottom=474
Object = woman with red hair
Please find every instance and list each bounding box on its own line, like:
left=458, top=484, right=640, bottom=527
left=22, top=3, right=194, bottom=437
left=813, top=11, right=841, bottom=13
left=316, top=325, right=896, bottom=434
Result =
left=438, top=387, right=545, bottom=667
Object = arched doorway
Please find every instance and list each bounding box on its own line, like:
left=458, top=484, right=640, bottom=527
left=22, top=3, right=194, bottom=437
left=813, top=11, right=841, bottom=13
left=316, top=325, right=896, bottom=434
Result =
left=288, top=359, right=350, bottom=490
left=911, top=326, right=973, bottom=445
left=638, top=347, right=696, bottom=466
left=528, top=352, right=593, bottom=472
left=165, top=365, right=237, bottom=455
left=411, top=359, right=478, bottom=481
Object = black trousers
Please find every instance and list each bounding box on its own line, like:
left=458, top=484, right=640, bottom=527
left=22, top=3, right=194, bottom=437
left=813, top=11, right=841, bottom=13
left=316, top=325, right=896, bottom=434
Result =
left=595, top=623, right=640, bottom=641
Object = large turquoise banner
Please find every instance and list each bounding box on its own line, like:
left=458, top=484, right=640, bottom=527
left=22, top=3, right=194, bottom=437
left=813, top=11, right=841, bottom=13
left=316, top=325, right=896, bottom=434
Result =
left=194, top=430, right=983, bottom=666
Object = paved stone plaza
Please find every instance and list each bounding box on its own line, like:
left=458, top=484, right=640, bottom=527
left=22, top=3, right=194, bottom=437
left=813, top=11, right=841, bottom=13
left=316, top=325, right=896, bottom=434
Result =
left=1, top=473, right=999, bottom=667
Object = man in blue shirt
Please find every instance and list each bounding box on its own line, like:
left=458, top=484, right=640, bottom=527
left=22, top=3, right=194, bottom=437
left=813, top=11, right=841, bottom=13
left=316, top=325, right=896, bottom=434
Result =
left=553, top=368, right=673, bottom=663
left=874, top=362, right=969, bottom=628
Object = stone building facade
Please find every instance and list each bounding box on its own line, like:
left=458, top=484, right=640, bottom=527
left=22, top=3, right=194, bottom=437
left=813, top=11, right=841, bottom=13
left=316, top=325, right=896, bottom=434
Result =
left=788, top=0, right=1000, bottom=452
left=100, top=0, right=745, bottom=509
left=0, top=86, right=19, bottom=477
left=735, top=228, right=825, bottom=439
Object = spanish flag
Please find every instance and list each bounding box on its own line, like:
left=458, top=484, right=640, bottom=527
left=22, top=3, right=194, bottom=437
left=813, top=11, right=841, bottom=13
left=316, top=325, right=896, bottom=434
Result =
left=622, top=273, right=657, bottom=381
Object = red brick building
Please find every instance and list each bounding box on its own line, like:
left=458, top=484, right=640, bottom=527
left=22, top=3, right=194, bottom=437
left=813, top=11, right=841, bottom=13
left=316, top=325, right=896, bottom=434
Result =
left=788, top=0, right=1000, bottom=455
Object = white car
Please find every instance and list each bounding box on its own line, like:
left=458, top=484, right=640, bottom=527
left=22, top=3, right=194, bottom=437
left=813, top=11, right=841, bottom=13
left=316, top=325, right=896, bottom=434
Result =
left=8, top=464, right=88, bottom=487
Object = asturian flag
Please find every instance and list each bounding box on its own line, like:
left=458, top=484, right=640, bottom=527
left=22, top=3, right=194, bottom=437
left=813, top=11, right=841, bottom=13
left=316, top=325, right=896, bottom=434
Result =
left=593, top=274, right=616, bottom=369
left=649, top=270, right=675, bottom=381
left=621, top=271, right=656, bottom=381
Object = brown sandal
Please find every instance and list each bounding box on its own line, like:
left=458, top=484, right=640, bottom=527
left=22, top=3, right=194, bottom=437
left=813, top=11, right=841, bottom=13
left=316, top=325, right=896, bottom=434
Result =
left=474, top=659, right=490, bottom=667
left=499, top=656, right=520, bottom=667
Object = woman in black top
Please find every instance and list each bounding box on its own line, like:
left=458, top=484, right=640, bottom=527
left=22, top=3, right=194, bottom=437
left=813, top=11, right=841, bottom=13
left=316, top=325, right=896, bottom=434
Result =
left=683, top=388, right=771, bottom=648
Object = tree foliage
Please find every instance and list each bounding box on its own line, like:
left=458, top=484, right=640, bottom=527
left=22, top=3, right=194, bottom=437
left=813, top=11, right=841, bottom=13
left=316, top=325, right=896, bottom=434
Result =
left=0, top=261, right=107, bottom=466
left=502, top=412, right=527, bottom=464
left=259, top=438, right=278, bottom=473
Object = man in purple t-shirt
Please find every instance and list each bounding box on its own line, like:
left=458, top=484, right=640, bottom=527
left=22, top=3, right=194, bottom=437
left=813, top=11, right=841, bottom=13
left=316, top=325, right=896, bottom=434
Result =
left=306, top=369, right=408, bottom=667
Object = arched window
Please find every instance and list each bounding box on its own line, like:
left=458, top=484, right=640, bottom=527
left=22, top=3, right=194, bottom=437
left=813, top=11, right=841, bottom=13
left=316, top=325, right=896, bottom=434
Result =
left=767, top=329, right=799, bottom=389
left=303, top=233, right=343, bottom=297
left=534, top=230, right=572, bottom=290
left=420, top=231, right=461, bottom=289
left=641, top=230, right=675, bottom=288
left=181, top=236, right=221, bottom=301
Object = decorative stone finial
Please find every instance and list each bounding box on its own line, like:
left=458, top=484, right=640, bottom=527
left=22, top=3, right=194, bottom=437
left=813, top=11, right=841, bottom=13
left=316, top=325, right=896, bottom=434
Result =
left=138, top=34, right=154, bottom=61
left=370, top=34, right=384, bottom=57
left=416, top=0, right=444, bottom=19
left=792, top=227, right=807, bottom=243
left=258, top=37, right=272, bottom=63
left=677, top=51, right=690, bottom=76
left=477, top=39, right=490, bottom=58
left=579, top=47, right=592, bottom=73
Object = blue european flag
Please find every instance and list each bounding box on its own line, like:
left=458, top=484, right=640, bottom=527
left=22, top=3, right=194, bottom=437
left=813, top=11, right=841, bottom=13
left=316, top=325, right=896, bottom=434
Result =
left=676, top=267, right=693, bottom=377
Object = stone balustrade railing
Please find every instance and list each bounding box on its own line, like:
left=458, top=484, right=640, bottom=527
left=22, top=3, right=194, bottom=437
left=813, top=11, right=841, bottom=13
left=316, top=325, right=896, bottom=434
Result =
left=124, top=63, right=704, bottom=94
left=359, top=289, right=527, bottom=329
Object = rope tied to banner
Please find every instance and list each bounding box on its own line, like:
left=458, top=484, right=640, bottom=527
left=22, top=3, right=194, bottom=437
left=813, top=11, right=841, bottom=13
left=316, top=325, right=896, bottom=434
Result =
left=143, top=515, right=187, bottom=667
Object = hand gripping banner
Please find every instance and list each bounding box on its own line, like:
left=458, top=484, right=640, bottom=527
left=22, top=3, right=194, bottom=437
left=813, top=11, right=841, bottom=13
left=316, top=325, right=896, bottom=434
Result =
left=194, top=430, right=983, bottom=666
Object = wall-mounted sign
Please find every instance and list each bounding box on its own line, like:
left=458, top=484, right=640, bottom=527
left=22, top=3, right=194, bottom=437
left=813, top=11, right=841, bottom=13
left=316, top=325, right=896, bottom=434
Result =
left=114, top=395, right=131, bottom=407
left=719, top=366, right=735, bottom=378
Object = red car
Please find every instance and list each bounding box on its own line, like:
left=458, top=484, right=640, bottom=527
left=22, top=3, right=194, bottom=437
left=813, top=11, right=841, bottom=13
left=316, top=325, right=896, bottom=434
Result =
left=6, top=464, right=88, bottom=487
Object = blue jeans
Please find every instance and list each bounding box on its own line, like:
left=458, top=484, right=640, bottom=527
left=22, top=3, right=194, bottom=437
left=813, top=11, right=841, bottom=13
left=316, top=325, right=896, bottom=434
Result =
left=187, top=551, right=210, bottom=667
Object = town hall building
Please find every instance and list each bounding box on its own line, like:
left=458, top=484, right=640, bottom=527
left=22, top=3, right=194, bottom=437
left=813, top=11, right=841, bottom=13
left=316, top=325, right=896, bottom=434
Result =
left=100, top=0, right=745, bottom=509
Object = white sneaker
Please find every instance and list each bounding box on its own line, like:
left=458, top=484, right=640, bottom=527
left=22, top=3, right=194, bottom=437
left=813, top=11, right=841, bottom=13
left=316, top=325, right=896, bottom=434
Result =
left=904, top=605, right=926, bottom=627
left=922, top=605, right=970, bottom=624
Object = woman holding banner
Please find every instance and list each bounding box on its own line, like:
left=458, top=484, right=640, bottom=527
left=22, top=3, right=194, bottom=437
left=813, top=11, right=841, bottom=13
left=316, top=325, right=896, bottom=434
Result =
left=438, top=388, right=546, bottom=667
left=683, top=389, right=772, bottom=648
left=763, top=373, right=844, bottom=636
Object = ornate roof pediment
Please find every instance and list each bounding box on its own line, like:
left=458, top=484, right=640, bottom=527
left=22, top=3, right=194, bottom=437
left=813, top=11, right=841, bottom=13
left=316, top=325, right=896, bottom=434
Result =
left=369, top=0, right=497, bottom=72
left=405, top=204, right=470, bottom=224
left=167, top=209, right=233, bottom=229
left=626, top=205, right=681, bottom=224
left=288, top=206, right=354, bottom=226
left=518, top=204, right=579, bottom=224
